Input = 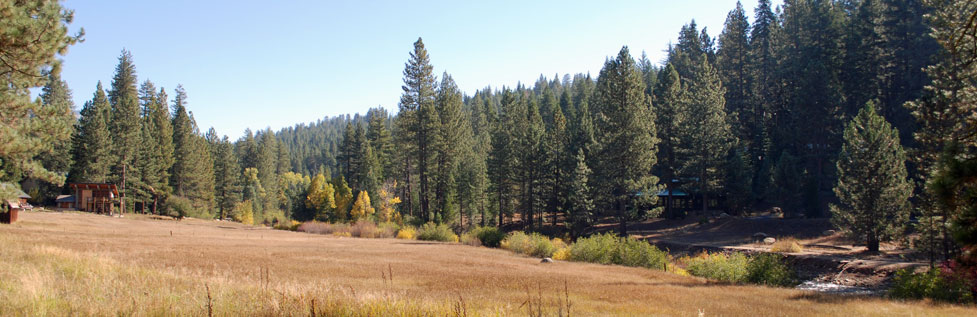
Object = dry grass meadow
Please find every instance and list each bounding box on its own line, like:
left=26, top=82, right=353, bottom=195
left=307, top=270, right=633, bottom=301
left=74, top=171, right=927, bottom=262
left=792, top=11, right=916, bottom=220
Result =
left=1, top=211, right=974, bottom=316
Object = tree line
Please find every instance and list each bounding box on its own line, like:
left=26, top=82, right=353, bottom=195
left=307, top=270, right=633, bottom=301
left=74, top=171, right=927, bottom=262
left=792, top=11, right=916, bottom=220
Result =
left=3, top=0, right=976, bottom=262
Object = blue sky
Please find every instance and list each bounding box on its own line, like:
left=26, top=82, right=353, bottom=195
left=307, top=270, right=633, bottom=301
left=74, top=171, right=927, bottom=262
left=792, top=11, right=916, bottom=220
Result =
left=59, top=0, right=778, bottom=139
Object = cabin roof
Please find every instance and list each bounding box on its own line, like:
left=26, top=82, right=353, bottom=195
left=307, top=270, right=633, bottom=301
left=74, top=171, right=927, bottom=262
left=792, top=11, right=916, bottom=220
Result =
left=69, top=183, right=119, bottom=196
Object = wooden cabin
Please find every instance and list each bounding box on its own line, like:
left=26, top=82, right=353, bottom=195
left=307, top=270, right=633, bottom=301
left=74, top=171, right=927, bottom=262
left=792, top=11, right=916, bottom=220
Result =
left=67, top=183, right=118, bottom=214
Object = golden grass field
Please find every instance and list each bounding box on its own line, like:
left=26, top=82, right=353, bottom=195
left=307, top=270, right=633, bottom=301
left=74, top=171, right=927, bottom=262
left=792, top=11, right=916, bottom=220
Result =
left=1, top=211, right=974, bottom=316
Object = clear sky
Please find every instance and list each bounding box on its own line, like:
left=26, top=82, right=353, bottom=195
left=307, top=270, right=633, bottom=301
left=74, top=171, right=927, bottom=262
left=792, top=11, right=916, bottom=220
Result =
left=59, top=0, right=779, bottom=140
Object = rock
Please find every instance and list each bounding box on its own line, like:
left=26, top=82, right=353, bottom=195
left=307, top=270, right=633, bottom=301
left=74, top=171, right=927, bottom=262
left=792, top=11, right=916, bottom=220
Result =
left=540, top=258, right=554, bottom=263
left=763, top=237, right=777, bottom=245
left=823, top=229, right=837, bottom=236
left=753, top=232, right=768, bottom=240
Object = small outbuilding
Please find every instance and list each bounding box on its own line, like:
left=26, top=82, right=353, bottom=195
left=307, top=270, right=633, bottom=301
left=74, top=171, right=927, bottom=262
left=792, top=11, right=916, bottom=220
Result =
left=1, top=183, right=31, bottom=224
left=56, top=195, right=76, bottom=209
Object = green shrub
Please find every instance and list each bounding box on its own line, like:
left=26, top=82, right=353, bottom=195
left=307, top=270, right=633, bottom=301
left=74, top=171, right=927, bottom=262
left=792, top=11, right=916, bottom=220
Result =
left=416, top=222, right=458, bottom=242
left=685, top=252, right=749, bottom=283
left=376, top=222, right=400, bottom=238
left=568, top=233, right=668, bottom=269
left=568, top=233, right=618, bottom=264
left=468, top=226, right=505, bottom=248
left=261, top=209, right=288, bottom=226
left=162, top=196, right=193, bottom=219
left=614, top=237, right=669, bottom=270
left=746, top=253, right=796, bottom=287
left=890, top=266, right=974, bottom=303
left=501, top=232, right=557, bottom=258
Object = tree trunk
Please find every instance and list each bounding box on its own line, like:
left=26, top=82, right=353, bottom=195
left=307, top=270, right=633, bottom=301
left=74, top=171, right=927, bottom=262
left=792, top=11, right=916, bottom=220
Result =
left=867, top=234, right=880, bottom=253
left=618, top=199, right=628, bottom=237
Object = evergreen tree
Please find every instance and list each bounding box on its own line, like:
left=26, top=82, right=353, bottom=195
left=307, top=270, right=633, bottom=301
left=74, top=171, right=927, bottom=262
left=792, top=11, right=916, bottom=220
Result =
left=170, top=86, right=215, bottom=213
left=366, top=107, right=394, bottom=179
left=488, top=89, right=517, bottom=227
left=70, top=83, right=113, bottom=183
left=717, top=1, right=753, bottom=152
left=256, top=128, right=280, bottom=212
left=24, top=67, right=76, bottom=203
left=0, top=0, right=81, bottom=187
left=434, top=73, right=468, bottom=223
left=724, top=147, right=754, bottom=215
left=908, top=0, right=977, bottom=262
left=356, top=138, right=383, bottom=200
left=567, top=149, right=595, bottom=238
left=676, top=54, right=733, bottom=214
left=591, top=47, right=660, bottom=236
left=748, top=0, right=782, bottom=197
left=831, top=102, right=911, bottom=252
left=652, top=64, right=684, bottom=218
left=769, top=150, right=804, bottom=216
left=137, top=81, right=173, bottom=210
left=211, top=132, right=242, bottom=220
left=108, top=50, right=144, bottom=212
left=396, top=38, right=438, bottom=220
left=338, top=122, right=357, bottom=181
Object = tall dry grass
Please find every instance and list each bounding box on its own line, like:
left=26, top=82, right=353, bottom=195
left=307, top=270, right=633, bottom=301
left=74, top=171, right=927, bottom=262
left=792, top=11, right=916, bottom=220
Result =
left=1, top=212, right=975, bottom=316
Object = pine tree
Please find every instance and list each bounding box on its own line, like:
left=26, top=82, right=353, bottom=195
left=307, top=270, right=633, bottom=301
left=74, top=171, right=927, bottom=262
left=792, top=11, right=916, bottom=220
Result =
left=256, top=129, right=280, bottom=212
left=338, top=122, right=357, bottom=181
left=676, top=54, right=733, bottom=214
left=434, top=73, right=468, bottom=223
left=831, top=102, right=911, bottom=252
left=488, top=89, right=517, bottom=227
left=0, top=0, right=81, bottom=187
left=169, top=86, right=215, bottom=214
left=366, top=107, right=394, bottom=179
left=211, top=132, right=242, bottom=220
left=242, top=167, right=265, bottom=216
left=137, top=81, right=173, bottom=210
left=108, top=50, right=144, bottom=212
left=24, top=67, right=76, bottom=203
left=770, top=150, right=804, bottom=216
left=724, top=147, right=754, bottom=215
left=652, top=64, right=684, bottom=218
left=748, top=0, right=782, bottom=196
left=398, top=37, right=440, bottom=222
left=567, top=149, right=595, bottom=238
left=69, top=83, right=113, bottom=183
left=908, top=0, right=977, bottom=263
left=591, top=46, right=660, bottom=236
left=717, top=1, right=753, bottom=153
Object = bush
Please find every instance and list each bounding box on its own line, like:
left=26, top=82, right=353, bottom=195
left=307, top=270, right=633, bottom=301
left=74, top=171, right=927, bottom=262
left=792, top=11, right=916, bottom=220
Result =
left=349, top=220, right=380, bottom=238
left=614, top=237, right=669, bottom=270
left=273, top=220, right=302, bottom=231
left=376, top=222, right=400, bottom=238
left=685, top=252, right=749, bottom=283
left=416, top=222, right=458, bottom=242
left=297, top=221, right=349, bottom=235
left=567, top=233, right=668, bottom=269
left=162, top=196, right=194, bottom=219
left=459, top=232, right=481, bottom=246
left=770, top=238, right=803, bottom=253
left=746, top=253, right=797, bottom=287
left=890, top=262, right=975, bottom=303
left=501, top=232, right=558, bottom=258
left=396, top=226, right=416, bottom=240
left=260, top=209, right=288, bottom=226
left=568, top=233, right=618, bottom=264
left=468, top=226, right=505, bottom=248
